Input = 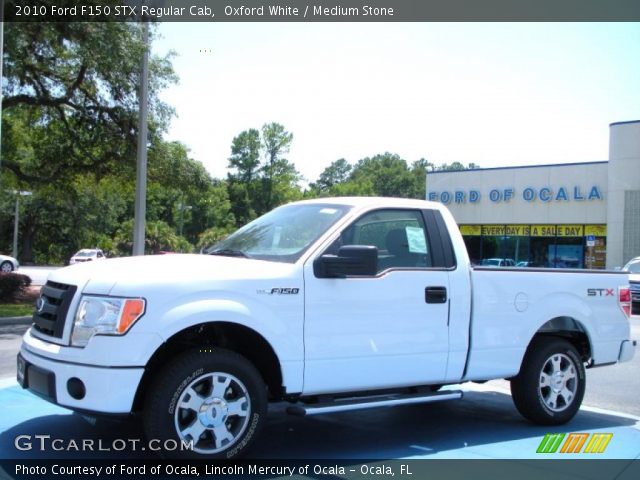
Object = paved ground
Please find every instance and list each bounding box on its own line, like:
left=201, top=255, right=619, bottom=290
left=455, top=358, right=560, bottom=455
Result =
left=0, top=324, right=29, bottom=379
left=0, top=377, right=638, bottom=461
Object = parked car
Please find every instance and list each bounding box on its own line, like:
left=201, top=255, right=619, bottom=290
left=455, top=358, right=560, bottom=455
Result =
left=480, top=257, right=516, bottom=267
left=624, top=257, right=640, bottom=316
left=622, top=256, right=640, bottom=274
left=0, top=254, right=19, bottom=272
left=69, top=249, right=106, bottom=265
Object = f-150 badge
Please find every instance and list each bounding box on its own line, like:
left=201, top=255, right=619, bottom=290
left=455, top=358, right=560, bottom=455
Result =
left=257, top=288, right=300, bottom=295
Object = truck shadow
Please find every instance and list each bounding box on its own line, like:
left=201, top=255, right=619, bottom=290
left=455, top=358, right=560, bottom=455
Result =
left=0, top=390, right=636, bottom=459
left=252, top=390, right=637, bottom=459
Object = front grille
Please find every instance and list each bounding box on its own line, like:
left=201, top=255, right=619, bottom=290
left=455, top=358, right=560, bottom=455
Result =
left=631, top=282, right=640, bottom=316
left=32, top=281, right=78, bottom=338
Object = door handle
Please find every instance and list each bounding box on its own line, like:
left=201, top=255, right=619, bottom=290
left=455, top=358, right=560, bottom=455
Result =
left=425, top=286, right=447, bottom=304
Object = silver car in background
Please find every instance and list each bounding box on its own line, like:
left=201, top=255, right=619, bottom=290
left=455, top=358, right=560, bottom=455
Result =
left=0, top=254, right=19, bottom=272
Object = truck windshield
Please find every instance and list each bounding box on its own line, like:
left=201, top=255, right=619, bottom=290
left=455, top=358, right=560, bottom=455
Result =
left=206, top=203, right=351, bottom=263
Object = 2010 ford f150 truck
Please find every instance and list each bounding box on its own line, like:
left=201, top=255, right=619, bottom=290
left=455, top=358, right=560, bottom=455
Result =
left=17, top=197, right=636, bottom=458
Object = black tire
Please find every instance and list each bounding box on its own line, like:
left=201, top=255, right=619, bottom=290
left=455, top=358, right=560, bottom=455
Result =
left=0, top=261, right=14, bottom=272
left=143, top=348, right=267, bottom=459
left=511, top=338, right=585, bottom=425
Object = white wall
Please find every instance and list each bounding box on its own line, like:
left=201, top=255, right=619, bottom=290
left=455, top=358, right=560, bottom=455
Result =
left=607, top=121, right=640, bottom=268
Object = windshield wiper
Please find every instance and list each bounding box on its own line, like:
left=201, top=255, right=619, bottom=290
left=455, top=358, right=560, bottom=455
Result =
left=208, top=249, right=250, bottom=258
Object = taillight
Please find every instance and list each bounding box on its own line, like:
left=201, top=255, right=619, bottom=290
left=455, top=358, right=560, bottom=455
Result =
left=619, top=286, right=631, bottom=318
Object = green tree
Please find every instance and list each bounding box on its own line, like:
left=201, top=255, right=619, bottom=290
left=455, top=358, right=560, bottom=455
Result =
left=2, top=21, right=176, bottom=186
left=0, top=21, right=182, bottom=262
left=227, top=182, right=257, bottom=228
left=226, top=123, right=301, bottom=225
left=197, top=225, right=236, bottom=251
left=349, top=153, right=418, bottom=198
left=261, top=122, right=295, bottom=212
left=408, top=158, right=435, bottom=199
left=311, top=158, right=352, bottom=193
left=227, top=129, right=262, bottom=226
left=228, top=129, right=261, bottom=183
left=309, top=155, right=479, bottom=201
left=12, top=174, right=130, bottom=264
left=187, top=181, right=236, bottom=244
left=2, top=136, right=235, bottom=263
left=435, top=161, right=479, bottom=171
left=329, top=178, right=376, bottom=196
left=114, top=219, right=191, bottom=255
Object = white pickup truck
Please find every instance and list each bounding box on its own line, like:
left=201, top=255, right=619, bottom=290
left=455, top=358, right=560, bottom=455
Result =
left=18, top=197, right=635, bottom=458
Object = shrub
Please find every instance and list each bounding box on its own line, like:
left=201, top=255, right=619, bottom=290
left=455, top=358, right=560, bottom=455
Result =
left=0, top=273, right=32, bottom=302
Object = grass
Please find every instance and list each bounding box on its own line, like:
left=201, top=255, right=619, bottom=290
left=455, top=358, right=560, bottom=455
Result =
left=0, top=286, right=39, bottom=318
left=0, top=303, right=34, bottom=318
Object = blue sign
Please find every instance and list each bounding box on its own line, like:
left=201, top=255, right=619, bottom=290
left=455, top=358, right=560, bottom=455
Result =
left=428, top=185, right=603, bottom=205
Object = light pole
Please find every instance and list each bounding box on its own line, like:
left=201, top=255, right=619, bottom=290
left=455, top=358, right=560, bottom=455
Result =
left=132, top=16, right=150, bottom=256
left=12, top=191, right=31, bottom=259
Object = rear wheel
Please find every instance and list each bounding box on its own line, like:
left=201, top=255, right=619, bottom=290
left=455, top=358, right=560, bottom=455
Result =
left=510, top=338, right=585, bottom=425
left=143, top=348, right=267, bottom=458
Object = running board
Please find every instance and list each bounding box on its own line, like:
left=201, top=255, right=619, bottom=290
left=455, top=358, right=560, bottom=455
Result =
left=286, top=390, right=463, bottom=416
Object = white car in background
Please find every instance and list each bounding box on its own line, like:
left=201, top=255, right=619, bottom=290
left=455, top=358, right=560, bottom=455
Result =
left=69, top=249, right=106, bottom=265
left=623, top=257, right=640, bottom=316
left=622, top=257, right=640, bottom=274
left=0, top=254, right=19, bottom=272
left=480, top=257, right=516, bottom=267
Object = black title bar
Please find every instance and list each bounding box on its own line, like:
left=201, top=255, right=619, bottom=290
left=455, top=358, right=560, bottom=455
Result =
left=1, top=459, right=640, bottom=480
left=3, top=0, right=640, bottom=22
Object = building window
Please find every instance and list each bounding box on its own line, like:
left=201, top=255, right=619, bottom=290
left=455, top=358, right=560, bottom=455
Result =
left=584, top=225, right=607, bottom=269
left=459, top=224, right=607, bottom=269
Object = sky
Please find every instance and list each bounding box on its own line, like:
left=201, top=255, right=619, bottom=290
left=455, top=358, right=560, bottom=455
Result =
left=153, top=22, right=640, bottom=184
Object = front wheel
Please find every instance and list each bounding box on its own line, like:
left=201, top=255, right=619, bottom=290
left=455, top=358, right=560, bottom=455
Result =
left=510, top=338, right=585, bottom=425
left=143, top=348, right=267, bottom=459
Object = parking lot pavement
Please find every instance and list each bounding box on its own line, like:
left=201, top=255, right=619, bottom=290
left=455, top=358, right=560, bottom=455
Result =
left=0, top=378, right=638, bottom=461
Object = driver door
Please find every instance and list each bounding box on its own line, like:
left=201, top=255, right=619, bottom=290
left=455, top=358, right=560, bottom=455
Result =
left=302, top=208, right=451, bottom=395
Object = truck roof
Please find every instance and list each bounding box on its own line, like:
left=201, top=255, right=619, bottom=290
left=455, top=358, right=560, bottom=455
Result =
left=291, top=196, right=442, bottom=210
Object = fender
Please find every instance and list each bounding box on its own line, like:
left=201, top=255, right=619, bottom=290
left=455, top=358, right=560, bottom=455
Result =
left=143, top=292, right=304, bottom=392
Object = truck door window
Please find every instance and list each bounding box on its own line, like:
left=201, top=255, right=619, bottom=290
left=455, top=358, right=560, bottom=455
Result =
left=329, top=209, right=433, bottom=272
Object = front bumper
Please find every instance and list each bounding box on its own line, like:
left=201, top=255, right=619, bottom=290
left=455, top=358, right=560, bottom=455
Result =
left=18, top=346, right=144, bottom=414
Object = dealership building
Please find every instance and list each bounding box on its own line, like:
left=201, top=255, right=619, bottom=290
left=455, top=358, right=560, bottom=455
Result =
left=426, top=120, right=640, bottom=270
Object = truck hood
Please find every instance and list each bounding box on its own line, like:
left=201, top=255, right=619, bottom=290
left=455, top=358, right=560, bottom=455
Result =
left=47, top=254, right=299, bottom=296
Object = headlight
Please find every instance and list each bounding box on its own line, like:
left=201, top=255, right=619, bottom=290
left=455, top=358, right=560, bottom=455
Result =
left=71, top=296, right=145, bottom=347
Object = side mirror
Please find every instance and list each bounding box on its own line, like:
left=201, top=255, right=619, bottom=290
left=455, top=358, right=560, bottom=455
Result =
left=314, top=245, right=378, bottom=278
